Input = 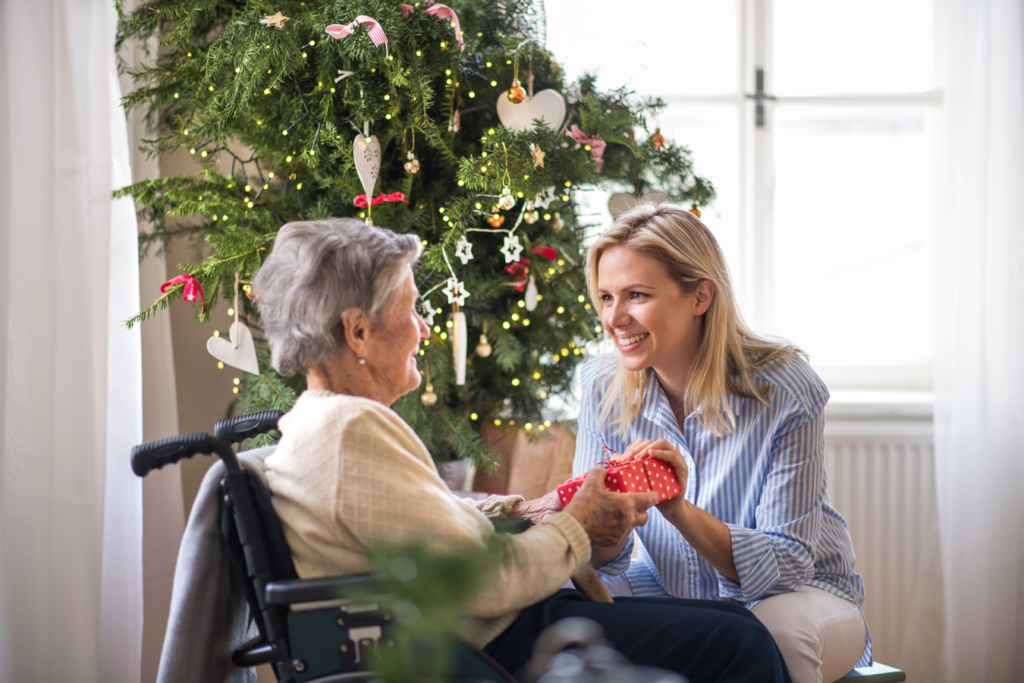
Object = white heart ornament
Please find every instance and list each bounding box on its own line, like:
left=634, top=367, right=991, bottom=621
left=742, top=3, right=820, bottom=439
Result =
left=496, top=89, right=567, bottom=133
left=353, top=133, right=381, bottom=199
left=207, top=321, right=260, bottom=376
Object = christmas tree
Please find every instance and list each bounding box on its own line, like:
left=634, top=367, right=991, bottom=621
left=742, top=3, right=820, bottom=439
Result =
left=115, top=0, right=714, bottom=466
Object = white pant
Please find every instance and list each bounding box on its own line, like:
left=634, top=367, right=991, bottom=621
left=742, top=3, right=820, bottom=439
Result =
left=600, top=577, right=864, bottom=683
left=750, top=587, right=866, bottom=683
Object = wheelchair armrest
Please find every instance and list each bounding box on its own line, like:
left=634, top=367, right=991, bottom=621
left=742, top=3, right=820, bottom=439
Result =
left=265, top=573, right=384, bottom=606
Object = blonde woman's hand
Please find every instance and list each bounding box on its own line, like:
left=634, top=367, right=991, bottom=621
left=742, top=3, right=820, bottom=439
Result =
left=638, top=439, right=690, bottom=516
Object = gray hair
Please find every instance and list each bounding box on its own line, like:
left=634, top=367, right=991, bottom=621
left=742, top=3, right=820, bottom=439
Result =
left=254, top=218, right=423, bottom=376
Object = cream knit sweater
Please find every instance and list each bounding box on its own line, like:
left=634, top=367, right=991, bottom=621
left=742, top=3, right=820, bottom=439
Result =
left=264, top=389, right=591, bottom=647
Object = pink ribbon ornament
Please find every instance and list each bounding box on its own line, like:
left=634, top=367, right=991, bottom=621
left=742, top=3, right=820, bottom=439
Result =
left=400, top=2, right=465, bottom=52
left=353, top=191, right=407, bottom=208
left=566, top=124, right=607, bottom=172
left=326, top=16, right=390, bottom=59
left=160, top=273, right=205, bottom=313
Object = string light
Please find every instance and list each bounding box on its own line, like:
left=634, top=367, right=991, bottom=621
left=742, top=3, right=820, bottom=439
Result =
left=212, top=330, right=220, bottom=337
left=227, top=307, right=235, bottom=315
left=494, top=419, right=502, bottom=426
left=557, top=306, right=564, bottom=314
left=470, top=413, right=478, bottom=420
left=502, top=322, right=510, bottom=329
left=217, top=362, right=224, bottom=369
left=233, top=378, right=240, bottom=385
left=511, top=378, right=520, bottom=386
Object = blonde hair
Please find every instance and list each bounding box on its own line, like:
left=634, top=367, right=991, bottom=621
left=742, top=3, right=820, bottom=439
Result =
left=586, top=202, right=801, bottom=436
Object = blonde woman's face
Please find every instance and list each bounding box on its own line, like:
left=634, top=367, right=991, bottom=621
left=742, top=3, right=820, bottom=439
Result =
left=597, top=246, right=711, bottom=382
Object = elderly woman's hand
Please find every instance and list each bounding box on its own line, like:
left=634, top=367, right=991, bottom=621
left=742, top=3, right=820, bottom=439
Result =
left=564, top=468, right=658, bottom=547
left=511, top=490, right=563, bottom=525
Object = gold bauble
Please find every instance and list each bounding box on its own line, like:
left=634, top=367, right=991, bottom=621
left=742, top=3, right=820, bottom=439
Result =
left=551, top=213, right=564, bottom=232
left=499, top=187, right=516, bottom=211
left=421, top=383, right=438, bottom=406
left=476, top=335, right=492, bottom=357
left=404, top=152, right=420, bottom=174
left=689, top=203, right=702, bottom=218
left=524, top=210, right=538, bottom=224
left=507, top=79, right=526, bottom=104
left=487, top=214, right=505, bottom=228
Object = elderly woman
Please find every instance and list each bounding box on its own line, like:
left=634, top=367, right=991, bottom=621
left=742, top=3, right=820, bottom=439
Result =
left=253, top=217, right=792, bottom=682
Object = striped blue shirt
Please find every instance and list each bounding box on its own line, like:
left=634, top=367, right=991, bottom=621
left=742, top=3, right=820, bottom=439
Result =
left=573, top=353, right=872, bottom=667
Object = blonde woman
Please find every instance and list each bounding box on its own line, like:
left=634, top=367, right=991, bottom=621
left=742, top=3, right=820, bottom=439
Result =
left=574, top=203, right=870, bottom=683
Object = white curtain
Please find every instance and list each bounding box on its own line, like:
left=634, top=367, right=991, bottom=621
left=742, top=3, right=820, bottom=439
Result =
left=0, top=1, right=144, bottom=682
left=935, top=0, right=1024, bottom=681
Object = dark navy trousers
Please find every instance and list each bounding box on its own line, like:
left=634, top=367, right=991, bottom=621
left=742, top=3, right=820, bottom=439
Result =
left=483, top=589, right=792, bottom=683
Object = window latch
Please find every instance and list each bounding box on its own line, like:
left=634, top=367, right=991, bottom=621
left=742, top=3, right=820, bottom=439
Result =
left=745, top=68, right=777, bottom=128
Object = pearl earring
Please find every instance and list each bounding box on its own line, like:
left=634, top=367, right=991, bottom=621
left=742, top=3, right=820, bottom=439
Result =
left=357, top=357, right=366, bottom=365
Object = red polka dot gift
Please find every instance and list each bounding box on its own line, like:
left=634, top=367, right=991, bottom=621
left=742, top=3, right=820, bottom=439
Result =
left=557, top=455, right=682, bottom=506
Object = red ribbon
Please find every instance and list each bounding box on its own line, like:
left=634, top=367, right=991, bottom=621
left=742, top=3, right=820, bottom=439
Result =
left=566, top=124, right=607, bottom=171
left=326, top=16, right=390, bottom=58
left=504, top=258, right=530, bottom=292
left=531, top=245, right=557, bottom=261
left=400, top=2, right=465, bottom=52
left=161, top=274, right=205, bottom=313
left=353, top=191, right=407, bottom=208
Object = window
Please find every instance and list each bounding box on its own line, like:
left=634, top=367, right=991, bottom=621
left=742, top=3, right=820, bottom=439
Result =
left=548, top=0, right=941, bottom=390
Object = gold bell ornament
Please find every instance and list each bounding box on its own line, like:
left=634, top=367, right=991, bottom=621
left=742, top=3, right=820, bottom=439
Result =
left=404, top=151, right=420, bottom=174
left=551, top=213, right=564, bottom=232
left=499, top=186, right=516, bottom=211
left=507, top=79, right=526, bottom=104
left=421, top=383, right=438, bottom=406
left=523, top=201, right=538, bottom=224
left=689, top=203, right=702, bottom=218
left=476, top=335, right=492, bottom=357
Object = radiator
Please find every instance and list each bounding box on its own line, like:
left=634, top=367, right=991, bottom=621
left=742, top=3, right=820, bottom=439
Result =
left=824, top=422, right=941, bottom=678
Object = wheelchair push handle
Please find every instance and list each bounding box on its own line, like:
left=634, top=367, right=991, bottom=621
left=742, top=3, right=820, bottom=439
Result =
left=215, top=410, right=284, bottom=445
left=131, top=432, right=237, bottom=477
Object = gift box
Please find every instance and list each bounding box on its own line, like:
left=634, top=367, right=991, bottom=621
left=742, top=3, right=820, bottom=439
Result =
left=556, top=456, right=682, bottom=507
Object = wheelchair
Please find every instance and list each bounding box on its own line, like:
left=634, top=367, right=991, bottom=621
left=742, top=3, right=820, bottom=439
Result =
left=133, top=410, right=906, bottom=683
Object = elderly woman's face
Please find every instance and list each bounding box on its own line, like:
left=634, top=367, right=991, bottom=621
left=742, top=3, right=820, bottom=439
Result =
left=366, top=268, right=429, bottom=404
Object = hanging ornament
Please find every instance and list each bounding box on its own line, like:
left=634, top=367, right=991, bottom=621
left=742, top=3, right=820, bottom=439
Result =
left=160, top=273, right=205, bottom=312
left=420, top=298, right=436, bottom=326
left=442, top=277, right=469, bottom=306
left=551, top=213, right=564, bottom=232
left=530, top=144, right=546, bottom=168
left=649, top=128, right=665, bottom=149
left=335, top=70, right=355, bottom=83
left=452, top=310, right=467, bottom=385
left=523, top=201, right=538, bottom=224
left=448, top=109, right=461, bottom=133
left=566, top=125, right=607, bottom=172
left=261, top=12, right=290, bottom=28
left=499, top=187, right=516, bottom=211
left=476, top=334, right=492, bottom=358
left=206, top=275, right=259, bottom=375
left=501, top=233, right=524, bottom=263
left=487, top=214, right=505, bottom=228
left=326, top=16, right=390, bottom=59
left=507, top=79, right=526, bottom=104
left=404, top=151, right=420, bottom=174
left=525, top=274, right=539, bottom=311
left=455, top=237, right=474, bottom=264
left=689, top=203, right=702, bottom=218
left=421, top=383, right=438, bottom=406
left=504, top=259, right=530, bottom=291
left=353, top=129, right=381, bottom=223
left=242, top=283, right=254, bottom=300
left=400, top=3, right=466, bottom=52
left=354, top=191, right=406, bottom=208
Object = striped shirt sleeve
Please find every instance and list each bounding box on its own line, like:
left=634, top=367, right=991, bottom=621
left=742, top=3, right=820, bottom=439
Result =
left=717, top=407, right=824, bottom=601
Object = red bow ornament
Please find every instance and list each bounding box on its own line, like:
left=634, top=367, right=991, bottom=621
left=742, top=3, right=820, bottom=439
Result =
left=353, top=191, right=407, bottom=208
left=400, top=2, right=465, bottom=52
left=504, top=258, right=530, bottom=292
left=326, top=16, right=390, bottom=58
left=160, top=274, right=205, bottom=313
left=556, top=456, right=681, bottom=506
left=531, top=245, right=557, bottom=261
left=566, top=125, right=607, bottom=172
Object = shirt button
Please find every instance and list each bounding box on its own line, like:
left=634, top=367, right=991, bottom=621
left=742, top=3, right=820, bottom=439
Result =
left=689, top=566, right=698, bottom=574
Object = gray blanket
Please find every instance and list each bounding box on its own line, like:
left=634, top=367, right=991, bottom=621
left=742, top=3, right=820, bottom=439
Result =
left=156, top=447, right=277, bottom=683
